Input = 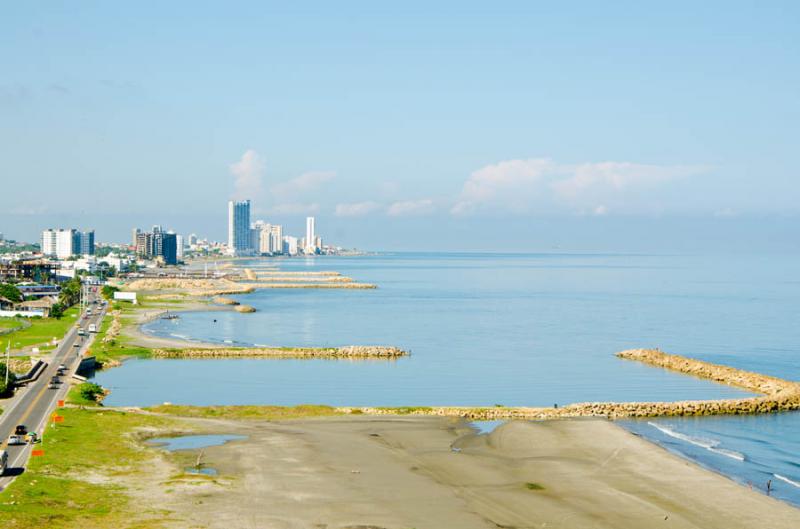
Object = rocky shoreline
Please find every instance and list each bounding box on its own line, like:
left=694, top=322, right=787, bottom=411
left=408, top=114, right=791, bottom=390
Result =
left=338, top=349, right=800, bottom=419
left=151, top=345, right=408, bottom=359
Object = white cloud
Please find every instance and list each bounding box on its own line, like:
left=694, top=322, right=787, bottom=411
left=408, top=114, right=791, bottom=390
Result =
left=452, top=158, right=705, bottom=215
left=229, top=149, right=265, bottom=200
left=451, top=158, right=560, bottom=215
left=551, top=161, right=699, bottom=201
left=270, top=202, right=320, bottom=215
left=387, top=199, right=435, bottom=217
left=271, top=171, right=335, bottom=198
left=335, top=201, right=382, bottom=217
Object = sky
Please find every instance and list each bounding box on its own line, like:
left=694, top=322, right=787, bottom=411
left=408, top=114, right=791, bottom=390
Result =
left=1, top=1, right=799, bottom=251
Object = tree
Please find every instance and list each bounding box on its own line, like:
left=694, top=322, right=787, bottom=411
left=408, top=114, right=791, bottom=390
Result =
left=50, top=302, right=65, bottom=319
left=59, top=276, right=83, bottom=307
left=0, top=283, right=22, bottom=303
left=0, top=363, right=16, bottom=396
left=101, top=285, right=119, bottom=300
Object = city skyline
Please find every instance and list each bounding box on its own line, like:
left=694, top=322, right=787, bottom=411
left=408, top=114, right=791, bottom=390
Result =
left=2, top=2, right=798, bottom=252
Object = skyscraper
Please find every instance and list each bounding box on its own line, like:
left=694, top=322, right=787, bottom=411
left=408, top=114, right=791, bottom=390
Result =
left=228, top=200, right=252, bottom=256
left=305, top=216, right=316, bottom=254
left=77, top=230, right=95, bottom=255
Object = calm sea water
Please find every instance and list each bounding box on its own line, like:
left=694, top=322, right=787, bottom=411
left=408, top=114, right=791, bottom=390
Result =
left=93, top=252, right=800, bottom=505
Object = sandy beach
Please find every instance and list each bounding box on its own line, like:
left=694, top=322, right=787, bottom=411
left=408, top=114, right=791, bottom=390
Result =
left=143, top=415, right=800, bottom=528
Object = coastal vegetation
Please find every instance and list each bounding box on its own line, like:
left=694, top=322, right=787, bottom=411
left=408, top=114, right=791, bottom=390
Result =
left=67, top=382, right=106, bottom=406
left=0, top=408, right=186, bottom=528
left=146, top=404, right=342, bottom=420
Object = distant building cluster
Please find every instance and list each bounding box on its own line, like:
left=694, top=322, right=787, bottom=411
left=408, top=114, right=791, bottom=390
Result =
left=132, top=226, right=179, bottom=265
left=226, top=199, right=326, bottom=257
left=41, top=228, right=95, bottom=259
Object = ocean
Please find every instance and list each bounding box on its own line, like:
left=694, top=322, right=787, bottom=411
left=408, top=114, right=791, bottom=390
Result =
left=92, top=252, right=800, bottom=505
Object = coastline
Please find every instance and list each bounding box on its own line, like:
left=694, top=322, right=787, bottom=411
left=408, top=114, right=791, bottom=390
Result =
left=96, top=410, right=800, bottom=527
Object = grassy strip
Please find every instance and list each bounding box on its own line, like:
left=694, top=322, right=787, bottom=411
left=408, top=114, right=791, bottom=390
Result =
left=91, top=319, right=152, bottom=366
left=66, top=382, right=106, bottom=406
left=146, top=404, right=342, bottom=420
left=0, top=318, right=27, bottom=331
left=0, top=408, right=183, bottom=528
left=3, top=307, right=80, bottom=350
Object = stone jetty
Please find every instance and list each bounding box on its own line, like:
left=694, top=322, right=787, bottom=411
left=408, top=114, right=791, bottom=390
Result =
left=338, top=349, right=800, bottom=420
left=151, top=345, right=408, bottom=359
left=213, top=296, right=240, bottom=305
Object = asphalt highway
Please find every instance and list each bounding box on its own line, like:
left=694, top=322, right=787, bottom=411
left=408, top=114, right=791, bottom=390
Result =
left=0, top=294, right=106, bottom=490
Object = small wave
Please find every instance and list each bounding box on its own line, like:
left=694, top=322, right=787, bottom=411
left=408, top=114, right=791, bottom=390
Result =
left=647, top=422, right=745, bottom=461
left=774, top=474, right=800, bottom=488
left=170, top=334, right=189, bottom=340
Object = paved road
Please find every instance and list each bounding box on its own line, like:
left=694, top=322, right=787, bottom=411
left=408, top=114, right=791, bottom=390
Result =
left=0, top=295, right=106, bottom=490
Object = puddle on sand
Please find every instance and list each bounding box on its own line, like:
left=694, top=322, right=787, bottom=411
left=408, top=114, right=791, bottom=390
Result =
left=148, top=434, right=246, bottom=451
left=185, top=466, right=218, bottom=476
left=471, top=420, right=506, bottom=434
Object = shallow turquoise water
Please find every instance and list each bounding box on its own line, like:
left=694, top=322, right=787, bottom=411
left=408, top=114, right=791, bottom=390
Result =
left=94, top=252, right=800, bottom=505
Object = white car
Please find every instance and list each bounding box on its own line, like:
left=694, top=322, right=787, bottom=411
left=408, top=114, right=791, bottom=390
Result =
left=7, top=435, right=25, bottom=446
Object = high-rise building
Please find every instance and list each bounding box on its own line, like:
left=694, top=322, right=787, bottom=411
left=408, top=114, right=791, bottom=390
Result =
left=283, top=236, right=299, bottom=256
left=305, top=216, right=316, bottom=254
left=188, top=233, right=198, bottom=247
left=176, top=234, right=184, bottom=260
left=228, top=200, right=253, bottom=256
left=159, top=232, right=178, bottom=265
left=133, top=226, right=178, bottom=265
left=41, top=228, right=94, bottom=258
left=77, top=230, right=95, bottom=255
left=132, top=228, right=141, bottom=247
left=41, top=229, right=74, bottom=259
left=270, top=224, right=283, bottom=254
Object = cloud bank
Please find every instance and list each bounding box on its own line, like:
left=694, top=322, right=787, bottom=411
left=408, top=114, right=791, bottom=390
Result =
left=452, top=158, right=705, bottom=216
left=230, top=149, right=265, bottom=200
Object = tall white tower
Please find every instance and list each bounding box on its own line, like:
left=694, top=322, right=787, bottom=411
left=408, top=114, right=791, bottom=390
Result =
left=305, top=216, right=316, bottom=254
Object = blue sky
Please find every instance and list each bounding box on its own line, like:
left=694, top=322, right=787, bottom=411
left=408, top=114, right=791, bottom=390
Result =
left=1, top=2, right=798, bottom=251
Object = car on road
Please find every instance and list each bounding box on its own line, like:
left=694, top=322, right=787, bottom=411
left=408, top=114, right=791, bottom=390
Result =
left=7, top=435, right=25, bottom=446
left=24, top=432, right=39, bottom=444
left=58, top=364, right=67, bottom=374
left=77, top=328, right=86, bottom=336
left=14, top=425, right=27, bottom=436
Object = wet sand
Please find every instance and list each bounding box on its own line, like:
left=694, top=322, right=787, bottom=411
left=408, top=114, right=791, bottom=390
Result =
left=150, top=415, right=800, bottom=529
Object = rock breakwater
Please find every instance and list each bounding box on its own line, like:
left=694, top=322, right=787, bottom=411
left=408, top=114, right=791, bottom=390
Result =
left=151, top=345, right=407, bottom=359
left=338, top=349, right=800, bottom=420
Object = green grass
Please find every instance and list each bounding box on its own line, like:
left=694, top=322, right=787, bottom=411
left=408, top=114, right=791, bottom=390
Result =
left=0, top=408, right=184, bottom=528
left=66, top=382, right=106, bottom=406
left=89, top=312, right=152, bottom=366
left=3, top=307, right=81, bottom=350
left=146, top=404, right=342, bottom=420
left=0, top=317, right=26, bottom=331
